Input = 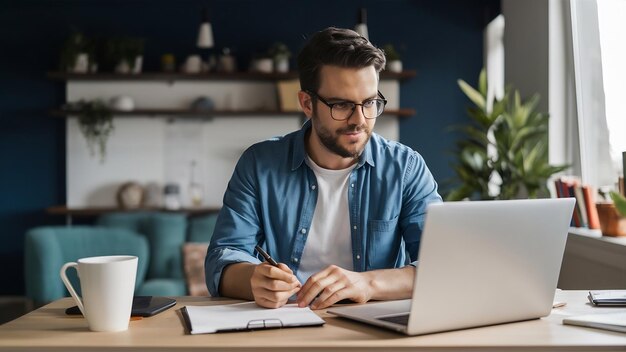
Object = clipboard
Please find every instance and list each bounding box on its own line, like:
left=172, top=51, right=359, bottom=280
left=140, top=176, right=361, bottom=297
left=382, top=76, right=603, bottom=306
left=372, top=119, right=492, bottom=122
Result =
left=181, top=302, right=325, bottom=334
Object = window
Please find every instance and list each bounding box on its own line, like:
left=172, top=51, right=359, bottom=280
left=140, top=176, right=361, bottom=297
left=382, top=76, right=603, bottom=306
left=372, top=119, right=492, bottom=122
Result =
left=569, top=0, right=625, bottom=190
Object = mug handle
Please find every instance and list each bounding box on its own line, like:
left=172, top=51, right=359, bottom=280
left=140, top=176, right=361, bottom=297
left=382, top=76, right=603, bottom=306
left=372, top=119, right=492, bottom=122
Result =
left=60, top=262, right=85, bottom=316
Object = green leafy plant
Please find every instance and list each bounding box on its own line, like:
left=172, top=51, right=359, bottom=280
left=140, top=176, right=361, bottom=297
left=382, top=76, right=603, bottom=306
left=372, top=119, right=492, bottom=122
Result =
left=382, top=44, right=401, bottom=61
left=59, top=32, right=92, bottom=71
left=610, top=191, right=626, bottom=217
left=446, top=69, right=569, bottom=200
left=106, top=37, right=144, bottom=69
left=267, top=42, right=291, bottom=61
left=65, top=100, right=114, bottom=162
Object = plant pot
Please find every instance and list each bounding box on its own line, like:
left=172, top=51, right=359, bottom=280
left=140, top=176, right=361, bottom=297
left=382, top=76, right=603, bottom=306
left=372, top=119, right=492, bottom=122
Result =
left=274, top=58, right=289, bottom=73
left=387, top=60, right=403, bottom=73
left=72, top=53, right=89, bottom=73
left=596, top=202, right=626, bottom=236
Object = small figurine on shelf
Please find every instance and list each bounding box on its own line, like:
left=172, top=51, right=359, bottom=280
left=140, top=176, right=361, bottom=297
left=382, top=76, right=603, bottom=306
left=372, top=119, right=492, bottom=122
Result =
left=218, top=48, right=236, bottom=73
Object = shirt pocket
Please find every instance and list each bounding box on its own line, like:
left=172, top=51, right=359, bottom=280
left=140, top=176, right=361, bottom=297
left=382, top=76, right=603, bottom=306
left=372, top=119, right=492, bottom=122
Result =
left=366, top=215, right=401, bottom=270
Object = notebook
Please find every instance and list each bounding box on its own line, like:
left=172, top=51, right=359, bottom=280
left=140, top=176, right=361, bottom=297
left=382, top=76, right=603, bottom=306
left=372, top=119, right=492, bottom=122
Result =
left=328, top=198, right=576, bottom=335
left=563, top=312, right=626, bottom=333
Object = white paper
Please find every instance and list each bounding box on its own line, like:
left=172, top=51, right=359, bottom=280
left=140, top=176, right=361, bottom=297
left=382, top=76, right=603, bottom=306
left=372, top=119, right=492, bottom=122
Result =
left=184, top=302, right=325, bottom=334
left=563, top=312, right=626, bottom=333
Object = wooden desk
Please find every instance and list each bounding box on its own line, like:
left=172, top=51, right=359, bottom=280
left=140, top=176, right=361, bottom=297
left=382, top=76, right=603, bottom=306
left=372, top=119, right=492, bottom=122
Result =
left=1, top=291, right=625, bottom=351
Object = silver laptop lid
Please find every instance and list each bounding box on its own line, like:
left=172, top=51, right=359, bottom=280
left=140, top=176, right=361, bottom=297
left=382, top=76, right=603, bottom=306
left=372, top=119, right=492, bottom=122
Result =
left=407, top=198, right=575, bottom=335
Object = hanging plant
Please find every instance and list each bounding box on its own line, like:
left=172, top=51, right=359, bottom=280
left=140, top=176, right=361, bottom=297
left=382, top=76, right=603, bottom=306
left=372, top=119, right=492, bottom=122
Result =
left=65, top=99, right=114, bottom=162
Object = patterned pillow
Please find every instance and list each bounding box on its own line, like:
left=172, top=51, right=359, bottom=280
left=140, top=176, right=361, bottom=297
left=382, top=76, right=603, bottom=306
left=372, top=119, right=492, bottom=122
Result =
left=182, top=243, right=210, bottom=296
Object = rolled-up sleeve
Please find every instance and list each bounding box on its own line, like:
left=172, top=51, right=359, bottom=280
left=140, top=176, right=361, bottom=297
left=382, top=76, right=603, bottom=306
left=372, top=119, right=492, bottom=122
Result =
left=205, top=149, right=263, bottom=296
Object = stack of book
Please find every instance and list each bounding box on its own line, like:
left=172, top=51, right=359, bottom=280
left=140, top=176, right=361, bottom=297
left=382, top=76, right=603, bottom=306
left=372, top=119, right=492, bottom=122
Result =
left=554, top=177, right=601, bottom=229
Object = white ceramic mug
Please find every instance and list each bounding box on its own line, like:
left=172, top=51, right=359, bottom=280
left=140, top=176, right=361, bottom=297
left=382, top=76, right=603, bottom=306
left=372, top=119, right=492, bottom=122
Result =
left=60, top=255, right=138, bottom=332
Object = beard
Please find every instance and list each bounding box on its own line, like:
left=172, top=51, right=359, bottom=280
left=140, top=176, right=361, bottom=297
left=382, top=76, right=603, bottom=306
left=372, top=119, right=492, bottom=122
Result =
left=311, top=110, right=372, bottom=159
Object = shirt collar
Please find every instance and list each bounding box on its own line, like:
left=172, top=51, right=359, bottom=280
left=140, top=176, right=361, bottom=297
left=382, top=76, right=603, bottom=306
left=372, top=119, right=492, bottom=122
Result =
left=291, top=119, right=375, bottom=171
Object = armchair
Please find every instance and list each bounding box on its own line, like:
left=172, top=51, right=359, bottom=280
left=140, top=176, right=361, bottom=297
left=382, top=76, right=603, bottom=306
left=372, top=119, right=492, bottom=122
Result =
left=24, top=226, right=149, bottom=306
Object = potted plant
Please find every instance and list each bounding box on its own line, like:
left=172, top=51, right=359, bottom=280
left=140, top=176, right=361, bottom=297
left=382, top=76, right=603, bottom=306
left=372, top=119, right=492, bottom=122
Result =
left=60, top=32, right=92, bottom=73
left=64, top=99, right=114, bottom=162
left=383, top=44, right=402, bottom=73
left=446, top=69, right=569, bottom=200
left=597, top=191, right=626, bottom=236
left=107, top=38, right=145, bottom=74
left=268, top=42, right=291, bottom=73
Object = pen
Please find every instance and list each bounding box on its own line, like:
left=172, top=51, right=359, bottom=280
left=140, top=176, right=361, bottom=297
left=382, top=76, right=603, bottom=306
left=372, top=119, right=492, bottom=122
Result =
left=255, top=245, right=279, bottom=266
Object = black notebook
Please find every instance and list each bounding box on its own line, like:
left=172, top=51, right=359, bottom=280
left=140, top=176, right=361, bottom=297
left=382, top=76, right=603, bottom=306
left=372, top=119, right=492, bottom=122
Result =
left=588, top=291, right=626, bottom=306
left=65, top=296, right=176, bottom=317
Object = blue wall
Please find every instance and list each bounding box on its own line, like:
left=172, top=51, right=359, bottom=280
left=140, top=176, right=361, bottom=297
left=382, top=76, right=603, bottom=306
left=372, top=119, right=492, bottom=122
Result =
left=0, top=0, right=499, bottom=295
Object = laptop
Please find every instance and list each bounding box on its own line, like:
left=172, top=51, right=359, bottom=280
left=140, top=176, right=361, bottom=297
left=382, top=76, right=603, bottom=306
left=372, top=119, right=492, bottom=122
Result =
left=328, top=198, right=576, bottom=335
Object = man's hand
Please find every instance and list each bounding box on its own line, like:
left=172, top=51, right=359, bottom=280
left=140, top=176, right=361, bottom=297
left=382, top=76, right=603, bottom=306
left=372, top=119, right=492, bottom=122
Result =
left=296, top=265, right=373, bottom=310
left=251, top=263, right=301, bottom=308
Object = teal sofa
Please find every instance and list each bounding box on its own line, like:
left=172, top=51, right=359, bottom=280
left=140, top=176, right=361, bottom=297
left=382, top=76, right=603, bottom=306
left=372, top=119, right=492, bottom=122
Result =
left=25, top=212, right=218, bottom=305
left=25, top=227, right=150, bottom=306
left=95, top=212, right=217, bottom=296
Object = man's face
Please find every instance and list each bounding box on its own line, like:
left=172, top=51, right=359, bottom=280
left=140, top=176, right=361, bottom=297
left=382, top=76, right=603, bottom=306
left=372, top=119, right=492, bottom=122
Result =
left=310, top=65, right=379, bottom=159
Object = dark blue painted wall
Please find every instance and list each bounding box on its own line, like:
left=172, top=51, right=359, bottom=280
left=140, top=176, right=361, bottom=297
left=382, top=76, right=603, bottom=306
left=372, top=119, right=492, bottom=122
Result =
left=0, top=0, right=499, bottom=295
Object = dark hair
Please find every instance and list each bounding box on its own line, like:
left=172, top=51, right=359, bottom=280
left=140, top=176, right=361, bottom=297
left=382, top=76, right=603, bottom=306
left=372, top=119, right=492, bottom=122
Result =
left=297, top=27, right=386, bottom=92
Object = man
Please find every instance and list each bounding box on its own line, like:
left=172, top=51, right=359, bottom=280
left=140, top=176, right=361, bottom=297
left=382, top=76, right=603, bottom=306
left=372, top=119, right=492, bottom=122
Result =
left=205, top=27, right=442, bottom=310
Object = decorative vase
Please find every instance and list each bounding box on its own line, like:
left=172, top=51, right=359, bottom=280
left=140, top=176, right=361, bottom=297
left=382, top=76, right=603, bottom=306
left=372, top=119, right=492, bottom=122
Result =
left=596, top=202, right=626, bottom=236
left=132, top=56, right=143, bottom=74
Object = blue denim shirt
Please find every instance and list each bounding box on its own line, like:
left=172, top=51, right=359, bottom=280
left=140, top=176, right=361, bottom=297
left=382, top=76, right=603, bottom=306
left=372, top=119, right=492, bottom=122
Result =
left=205, top=120, right=442, bottom=296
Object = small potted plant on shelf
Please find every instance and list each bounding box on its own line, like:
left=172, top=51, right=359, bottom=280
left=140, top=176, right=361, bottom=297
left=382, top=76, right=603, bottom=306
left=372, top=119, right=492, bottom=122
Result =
left=596, top=191, right=626, bottom=236
left=383, top=44, right=402, bottom=73
left=64, top=99, right=114, bottom=163
left=268, top=42, right=291, bottom=73
left=107, top=38, right=145, bottom=74
left=60, top=32, right=92, bottom=73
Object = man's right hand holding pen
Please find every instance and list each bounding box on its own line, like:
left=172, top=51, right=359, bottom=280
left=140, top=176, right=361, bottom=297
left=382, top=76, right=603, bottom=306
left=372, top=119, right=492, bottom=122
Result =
left=251, top=245, right=301, bottom=308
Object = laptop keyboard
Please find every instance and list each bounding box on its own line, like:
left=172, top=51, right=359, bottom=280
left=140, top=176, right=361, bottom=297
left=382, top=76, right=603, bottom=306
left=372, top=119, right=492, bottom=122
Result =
left=377, top=314, right=410, bottom=326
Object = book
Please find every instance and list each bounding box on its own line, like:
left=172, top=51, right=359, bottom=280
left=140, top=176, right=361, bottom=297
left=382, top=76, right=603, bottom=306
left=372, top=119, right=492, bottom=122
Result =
left=573, top=185, right=589, bottom=228
left=582, top=185, right=601, bottom=229
left=563, top=312, right=626, bottom=333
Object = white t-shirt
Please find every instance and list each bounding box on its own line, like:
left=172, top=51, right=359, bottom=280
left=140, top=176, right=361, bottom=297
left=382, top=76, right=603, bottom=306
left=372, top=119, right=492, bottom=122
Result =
left=298, top=156, right=356, bottom=283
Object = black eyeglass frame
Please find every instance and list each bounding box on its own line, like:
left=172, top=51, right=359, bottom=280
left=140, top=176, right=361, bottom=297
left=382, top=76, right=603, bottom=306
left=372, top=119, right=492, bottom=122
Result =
left=305, top=90, right=388, bottom=121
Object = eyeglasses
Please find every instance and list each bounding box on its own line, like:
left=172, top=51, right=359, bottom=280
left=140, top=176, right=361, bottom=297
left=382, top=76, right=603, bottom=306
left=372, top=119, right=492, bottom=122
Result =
left=306, top=90, right=388, bottom=121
